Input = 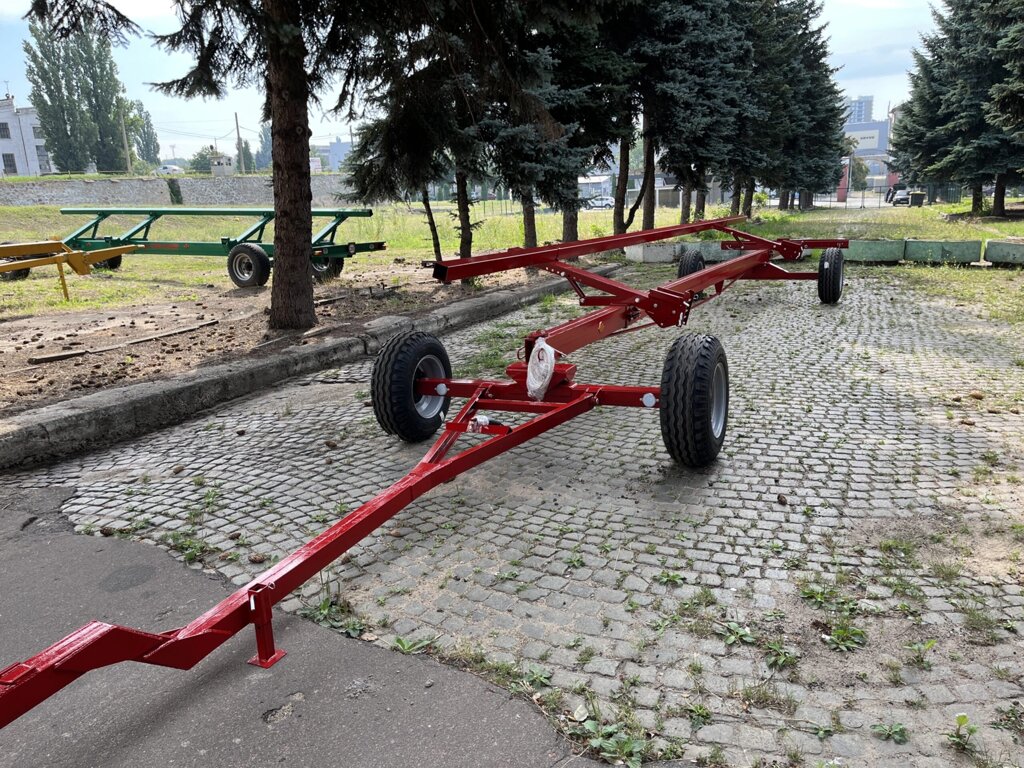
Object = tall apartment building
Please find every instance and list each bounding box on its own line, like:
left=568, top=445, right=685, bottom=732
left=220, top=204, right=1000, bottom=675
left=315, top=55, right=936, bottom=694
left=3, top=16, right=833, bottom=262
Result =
left=0, top=95, right=53, bottom=176
left=843, top=95, right=874, bottom=126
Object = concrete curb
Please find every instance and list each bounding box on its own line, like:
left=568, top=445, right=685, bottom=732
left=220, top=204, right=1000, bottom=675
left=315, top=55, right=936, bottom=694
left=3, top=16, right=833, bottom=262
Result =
left=0, top=264, right=620, bottom=471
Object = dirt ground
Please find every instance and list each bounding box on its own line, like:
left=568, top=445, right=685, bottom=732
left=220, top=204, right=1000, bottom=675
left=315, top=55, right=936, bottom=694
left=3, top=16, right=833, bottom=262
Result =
left=0, top=255, right=585, bottom=417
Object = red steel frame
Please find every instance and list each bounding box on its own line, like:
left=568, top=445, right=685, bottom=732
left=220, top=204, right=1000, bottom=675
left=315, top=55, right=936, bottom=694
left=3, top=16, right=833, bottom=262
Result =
left=0, top=216, right=846, bottom=729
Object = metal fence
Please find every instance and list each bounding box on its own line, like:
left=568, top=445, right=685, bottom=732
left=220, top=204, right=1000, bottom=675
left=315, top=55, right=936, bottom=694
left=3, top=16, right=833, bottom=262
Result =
left=806, top=183, right=964, bottom=209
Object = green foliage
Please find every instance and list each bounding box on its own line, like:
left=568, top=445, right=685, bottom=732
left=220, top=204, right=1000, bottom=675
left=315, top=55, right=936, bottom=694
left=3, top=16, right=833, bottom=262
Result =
left=945, top=712, right=978, bottom=752
left=190, top=146, right=214, bottom=174
left=764, top=640, right=799, bottom=670
left=822, top=621, right=866, bottom=652
left=23, top=21, right=136, bottom=172
left=568, top=719, right=647, bottom=768
left=903, top=639, right=936, bottom=669
left=715, top=621, right=756, bottom=646
left=871, top=722, right=909, bottom=744
left=391, top=635, right=436, bottom=655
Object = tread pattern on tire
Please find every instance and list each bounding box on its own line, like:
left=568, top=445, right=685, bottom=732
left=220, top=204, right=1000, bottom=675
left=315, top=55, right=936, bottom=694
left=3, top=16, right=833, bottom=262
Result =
left=818, top=247, right=844, bottom=304
left=372, top=331, right=452, bottom=443
left=660, top=333, right=728, bottom=468
left=311, top=256, right=344, bottom=282
left=227, top=243, right=271, bottom=288
left=677, top=249, right=705, bottom=279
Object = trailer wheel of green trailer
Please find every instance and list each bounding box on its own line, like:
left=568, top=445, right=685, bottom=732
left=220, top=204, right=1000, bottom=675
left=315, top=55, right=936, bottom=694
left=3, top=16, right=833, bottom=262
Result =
left=660, top=333, right=728, bottom=468
left=677, top=249, right=705, bottom=278
left=227, top=243, right=271, bottom=288
left=372, top=331, right=452, bottom=443
left=95, top=255, right=123, bottom=270
left=310, top=254, right=344, bottom=282
left=0, top=242, right=31, bottom=281
left=818, top=247, right=844, bottom=304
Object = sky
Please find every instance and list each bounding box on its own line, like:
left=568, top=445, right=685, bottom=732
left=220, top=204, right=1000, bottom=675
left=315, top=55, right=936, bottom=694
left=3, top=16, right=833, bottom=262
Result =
left=0, top=0, right=937, bottom=161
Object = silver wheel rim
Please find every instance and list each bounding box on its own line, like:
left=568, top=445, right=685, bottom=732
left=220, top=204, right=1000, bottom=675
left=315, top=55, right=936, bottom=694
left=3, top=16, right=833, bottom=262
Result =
left=311, top=257, right=329, bottom=274
left=414, top=354, right=446, bottom=418
left=234, top=253, right=254, bottom=280
left=838, top=258, right=844, bottom=293
left=710, top=361, right=727, bottom=439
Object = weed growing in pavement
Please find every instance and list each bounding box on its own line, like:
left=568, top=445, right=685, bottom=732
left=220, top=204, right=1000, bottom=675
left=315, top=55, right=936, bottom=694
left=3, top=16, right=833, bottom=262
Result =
left=871, top=721, right=909, bottom=744
left=391, top=635, right=436, bottom=655
left=567, top=719, right=647, bottom=768
left=163, top=531, right=212, bottom=563
left=822, top=620, right=867, bottom=652
left=992, top=701, right=1024, bottom=743
left=654, top=570, right=684, bottom=586
left=902, top=638, right=937, bottom=669
left=764, top=640, right=799, bottom=670
left=945, top=712, right=978, bottom=753
left=716, top=621, right=756, bottom=646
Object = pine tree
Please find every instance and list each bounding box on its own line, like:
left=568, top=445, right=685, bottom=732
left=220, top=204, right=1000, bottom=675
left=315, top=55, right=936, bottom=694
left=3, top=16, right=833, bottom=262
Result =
left=983, top=0, right=1024, bottom=142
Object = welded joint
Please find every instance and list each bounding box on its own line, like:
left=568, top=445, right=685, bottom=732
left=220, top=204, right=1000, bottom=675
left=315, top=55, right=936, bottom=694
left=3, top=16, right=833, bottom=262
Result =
left=247, top=583, right=286, bottom=669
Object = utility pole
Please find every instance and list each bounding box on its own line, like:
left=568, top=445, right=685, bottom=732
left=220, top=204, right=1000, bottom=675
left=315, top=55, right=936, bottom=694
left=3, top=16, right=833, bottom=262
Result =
left=235, top=112, right=246, bottom=174
left=170, top=144, right=177, bottom=162
left=119, top=109, right=132, bottom=175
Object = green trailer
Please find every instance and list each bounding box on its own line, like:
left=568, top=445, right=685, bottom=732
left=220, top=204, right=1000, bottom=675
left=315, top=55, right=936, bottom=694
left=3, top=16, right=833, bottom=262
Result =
left=60, top=207, right=386, bottom=288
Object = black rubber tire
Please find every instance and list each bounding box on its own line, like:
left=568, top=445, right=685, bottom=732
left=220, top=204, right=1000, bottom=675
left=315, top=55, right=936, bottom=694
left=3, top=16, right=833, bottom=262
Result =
left=95, top=254, right=123, bottom=270
left=227, top=243, right=271, bottom=288
left=0, top=241, right=30, bottom=281
left=311, top=255, right=344, bottom=283
left=372, top=331, right=452, bottom=442
left=660, top=334, right=729, bottom=468
left=677, top=249, right=705, bottom=279
left=818, top=247, right=844, bottom=304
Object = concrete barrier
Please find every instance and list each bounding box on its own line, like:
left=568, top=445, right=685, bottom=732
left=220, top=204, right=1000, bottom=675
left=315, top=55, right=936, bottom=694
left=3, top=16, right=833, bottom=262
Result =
left=903, top=240, right=982, bottom=264
left=679, top=240, right=733, bottom=263
left=845, top=240, right=906, bottom=264
left=984, top=240, right=1024, bottom=266
left=624, top=242, right=677, bottom=263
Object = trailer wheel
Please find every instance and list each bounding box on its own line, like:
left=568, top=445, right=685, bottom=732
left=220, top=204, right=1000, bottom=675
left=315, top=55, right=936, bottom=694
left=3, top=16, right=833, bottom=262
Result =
left=310, top=255, right=344, bottom=282
left=95, top=255, right=123, bottom=271
left=0, top=241, right=30, bottom=281
left=227, top=243, right=271, bottom=288
left=818, top=247, right=844, bottom=304
left=372, top=331, right=452, bottom=442
left=677, top=249, right=705, bottom=279
left=660, top=334, right=728, bottom=467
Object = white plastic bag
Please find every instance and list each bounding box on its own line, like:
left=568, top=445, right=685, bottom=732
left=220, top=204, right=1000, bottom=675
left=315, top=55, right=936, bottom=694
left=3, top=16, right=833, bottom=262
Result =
left=526, top=338, right=556, bottom=401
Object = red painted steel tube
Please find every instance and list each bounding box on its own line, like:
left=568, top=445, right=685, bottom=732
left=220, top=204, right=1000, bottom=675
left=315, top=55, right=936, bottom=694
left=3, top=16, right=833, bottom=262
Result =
left=432, top=217, right=744, bottom=282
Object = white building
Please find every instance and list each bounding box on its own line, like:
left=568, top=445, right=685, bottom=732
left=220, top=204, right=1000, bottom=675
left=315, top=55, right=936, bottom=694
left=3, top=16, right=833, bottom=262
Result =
left=0, top=96, right=53, bottom=177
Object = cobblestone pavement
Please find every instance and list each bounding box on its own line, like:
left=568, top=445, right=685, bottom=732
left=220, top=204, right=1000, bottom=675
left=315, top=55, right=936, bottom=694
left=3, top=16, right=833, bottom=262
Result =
left=5, top=265, right=1024, bottom=767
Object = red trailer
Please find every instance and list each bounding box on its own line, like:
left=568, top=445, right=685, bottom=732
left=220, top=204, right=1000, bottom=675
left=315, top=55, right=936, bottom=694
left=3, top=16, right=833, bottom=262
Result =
left=0, top=217, right=846, bottom=728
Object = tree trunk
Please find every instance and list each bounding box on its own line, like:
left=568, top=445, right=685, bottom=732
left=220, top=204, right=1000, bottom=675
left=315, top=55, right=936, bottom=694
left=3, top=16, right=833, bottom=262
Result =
left=642, top=110, right=656, bottom=230
left=693, top=165, right=706, bottom=220
left=679, top=183, right=692, bottom=224
left=694, top=188, right=707, bottom=221
left=521, top=188, right=538, bottom=248
left=971, top=183, right=983, bottom=215
left=799, top=189, right=811, bottom=210
left=422, top=186, right=442, bottom=262
left=613, top=134, right=630, bottom=235
left=779, top=190, right=790, bottom=210
left=562, top=205, right=579, bottom=243
left=266, top=0, right=315, bottom=330
left=993, top=174, right=1006, bottom=217
left=730, top=176, right=742, bottom=216
left=742, top=178, right=755, bottom=218
left=455, top=167, right=473, bottom=260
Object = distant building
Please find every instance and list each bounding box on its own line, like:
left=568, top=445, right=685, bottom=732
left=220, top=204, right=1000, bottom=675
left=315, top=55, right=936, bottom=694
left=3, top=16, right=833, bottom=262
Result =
left=844, top=95, right=874, bottom=126
left=844, top=119, right=891, bottom=184
left=209, top=150, right=235, bottom=177
left=327, top=138, right=351, bottom=172
left=0, top=95, right=53, bottom=176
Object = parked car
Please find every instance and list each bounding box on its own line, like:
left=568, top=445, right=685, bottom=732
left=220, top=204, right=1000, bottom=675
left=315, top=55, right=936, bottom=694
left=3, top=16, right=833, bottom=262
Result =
left=584, top=195, right=615, bottom=210
left=155, top=164, right=185, bottom=176
left=891, top=189, right=910, bottom=206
